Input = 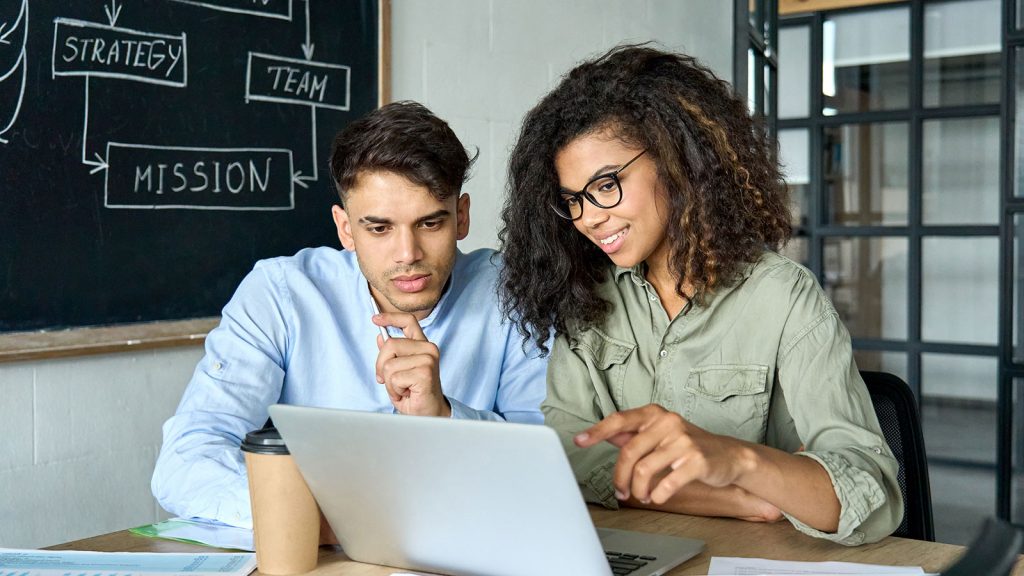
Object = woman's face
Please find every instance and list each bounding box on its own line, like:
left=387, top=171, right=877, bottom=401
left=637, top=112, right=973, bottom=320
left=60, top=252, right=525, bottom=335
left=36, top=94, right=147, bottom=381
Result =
left=554, top=131, right=669, bottom=270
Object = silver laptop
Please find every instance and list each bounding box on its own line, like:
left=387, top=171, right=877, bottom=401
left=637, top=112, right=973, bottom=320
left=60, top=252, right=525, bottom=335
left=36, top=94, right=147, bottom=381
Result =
left=269, top=404, right=704, bottom=576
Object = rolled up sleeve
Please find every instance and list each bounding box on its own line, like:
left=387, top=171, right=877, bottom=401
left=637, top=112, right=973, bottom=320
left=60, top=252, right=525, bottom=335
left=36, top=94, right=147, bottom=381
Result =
left=778, top=309, right=903, bottom=544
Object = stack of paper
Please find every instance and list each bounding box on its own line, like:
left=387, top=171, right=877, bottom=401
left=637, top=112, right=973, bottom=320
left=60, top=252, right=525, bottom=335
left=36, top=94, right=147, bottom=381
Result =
left=0, top=548, right=256, bottom=576
left=130, top=518, right=254, bottom=551
left=709, top=556, right=931, bottom=575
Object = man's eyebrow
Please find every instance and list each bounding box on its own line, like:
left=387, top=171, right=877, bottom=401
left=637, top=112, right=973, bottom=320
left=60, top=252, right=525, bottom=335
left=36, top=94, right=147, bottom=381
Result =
left=357, top=209, right=451, bottom=226
left=358, top=216, right=392, bottom=225
left=415, top=209, right=451, bottom=224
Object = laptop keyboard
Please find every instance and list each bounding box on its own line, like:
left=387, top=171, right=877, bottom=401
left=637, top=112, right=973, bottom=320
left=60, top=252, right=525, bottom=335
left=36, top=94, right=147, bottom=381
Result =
left=605, top=551, right=658, bottom=575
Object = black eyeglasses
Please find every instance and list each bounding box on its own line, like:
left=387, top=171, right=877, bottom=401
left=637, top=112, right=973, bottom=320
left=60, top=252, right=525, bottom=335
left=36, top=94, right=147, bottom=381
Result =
left=549, top=150, right=646, bottom=221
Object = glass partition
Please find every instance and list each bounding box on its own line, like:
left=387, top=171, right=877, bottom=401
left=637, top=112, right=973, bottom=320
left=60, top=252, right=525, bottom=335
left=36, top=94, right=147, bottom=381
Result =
left=823, top=7, right=909, bottom=114
left=853, top=351, right=908, bottom=382
left=922, top=117, right=1000, bottom=225
left=922, top=353, right=998, bottom=462
left=1016, top=215, right=1024, bottom=363
left=922, top=237, right=999, bottom=345
left=779, top=26, right=810, bottom=119
left=779, top=129, right=810, bottom=228
left=824, top=122, right=909, bottom=226
left=924, top=0, right=1001, bottom=107
left=823, top=237, right=908, bottom=340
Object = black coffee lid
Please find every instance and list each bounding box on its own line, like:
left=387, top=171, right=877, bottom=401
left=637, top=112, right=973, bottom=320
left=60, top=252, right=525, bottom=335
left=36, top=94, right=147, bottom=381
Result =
left=241, top=427, right=290, bottom=455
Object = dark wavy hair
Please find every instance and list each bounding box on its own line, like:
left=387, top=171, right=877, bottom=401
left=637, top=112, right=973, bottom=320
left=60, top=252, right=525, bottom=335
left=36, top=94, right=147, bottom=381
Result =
left=499, top=45, right=792, bottom=354
left=329, top=100, right=476, bottom=205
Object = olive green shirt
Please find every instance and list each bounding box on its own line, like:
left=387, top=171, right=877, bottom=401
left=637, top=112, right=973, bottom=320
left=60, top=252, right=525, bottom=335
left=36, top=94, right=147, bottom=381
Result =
left=542, top=251, right=903, bottom=546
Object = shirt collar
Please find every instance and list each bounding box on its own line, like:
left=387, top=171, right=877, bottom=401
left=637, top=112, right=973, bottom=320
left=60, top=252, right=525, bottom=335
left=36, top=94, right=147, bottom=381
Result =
left=613, top=253, right=763, bottom=284
left=612, top=252, right=764, bottom=306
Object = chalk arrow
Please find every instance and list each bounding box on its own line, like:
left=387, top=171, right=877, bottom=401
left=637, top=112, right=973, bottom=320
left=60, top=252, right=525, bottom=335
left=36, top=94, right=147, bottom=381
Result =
left=84, top=153, right=109, bottom=174
left=1, top=0, right=27, bottom=45
left=292, top=171, right=311, bottom=189
left=105, top=0, right=122, bottom=27
left=301, top=0, right=314, bottom=60
left=0, top=48, right=27, bottom=144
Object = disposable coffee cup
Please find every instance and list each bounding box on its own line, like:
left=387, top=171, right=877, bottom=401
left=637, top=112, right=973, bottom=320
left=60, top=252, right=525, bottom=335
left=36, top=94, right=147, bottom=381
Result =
left=242, top=427, right=319, bottom=575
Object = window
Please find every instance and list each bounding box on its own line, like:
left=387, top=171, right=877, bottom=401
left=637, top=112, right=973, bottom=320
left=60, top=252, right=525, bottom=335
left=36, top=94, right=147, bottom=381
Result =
left=737, top=0, right=778, bottom=133
left=780, top=0, right=1008, bottom=538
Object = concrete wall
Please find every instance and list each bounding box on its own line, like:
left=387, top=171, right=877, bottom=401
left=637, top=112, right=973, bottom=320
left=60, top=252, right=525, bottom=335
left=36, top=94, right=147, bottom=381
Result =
left=0, top=0, right=734, bottom=549
left=0, top=347, right=201, bottom=547
left=394, top=0, right=734, bottom=252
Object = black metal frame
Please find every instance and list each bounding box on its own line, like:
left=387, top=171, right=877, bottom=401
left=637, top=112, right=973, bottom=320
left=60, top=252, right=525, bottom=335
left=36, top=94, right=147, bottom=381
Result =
left=1003, top=0, right=1024, bottom=525
left=736, top=0, right=779, bottom=131
left=780, top=0, right=1012, bottom=522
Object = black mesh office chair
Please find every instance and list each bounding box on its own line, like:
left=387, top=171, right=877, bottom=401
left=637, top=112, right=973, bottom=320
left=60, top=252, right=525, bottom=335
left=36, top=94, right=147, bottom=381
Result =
left=941, top=517, right=1024, bottom=576
left=860, top=370, right=935, bottom=541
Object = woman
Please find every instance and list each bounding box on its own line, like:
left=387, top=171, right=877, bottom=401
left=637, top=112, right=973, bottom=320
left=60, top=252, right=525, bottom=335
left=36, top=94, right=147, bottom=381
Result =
left=498, top=45, right=902, bottom=545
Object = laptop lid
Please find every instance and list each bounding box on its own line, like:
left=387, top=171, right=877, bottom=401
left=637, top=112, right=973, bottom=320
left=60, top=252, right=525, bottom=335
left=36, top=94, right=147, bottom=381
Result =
left=269, top=405, right=700, bottom=576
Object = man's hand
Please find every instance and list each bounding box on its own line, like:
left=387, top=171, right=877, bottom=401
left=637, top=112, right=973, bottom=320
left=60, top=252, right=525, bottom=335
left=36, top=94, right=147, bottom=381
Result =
left=373, top=312, right=451, bottom=417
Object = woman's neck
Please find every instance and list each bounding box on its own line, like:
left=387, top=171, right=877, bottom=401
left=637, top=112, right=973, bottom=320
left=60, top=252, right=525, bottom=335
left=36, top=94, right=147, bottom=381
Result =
left=644, top=250, right=692, bottom=319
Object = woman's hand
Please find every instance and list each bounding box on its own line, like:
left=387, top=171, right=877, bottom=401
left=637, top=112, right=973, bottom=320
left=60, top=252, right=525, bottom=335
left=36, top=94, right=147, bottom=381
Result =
left=574, top=404, right=759, bottom=505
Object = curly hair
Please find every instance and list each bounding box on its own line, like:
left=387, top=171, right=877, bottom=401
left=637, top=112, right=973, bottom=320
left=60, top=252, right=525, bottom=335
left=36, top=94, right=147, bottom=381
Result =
left=498, top=44, right=792, bottom=355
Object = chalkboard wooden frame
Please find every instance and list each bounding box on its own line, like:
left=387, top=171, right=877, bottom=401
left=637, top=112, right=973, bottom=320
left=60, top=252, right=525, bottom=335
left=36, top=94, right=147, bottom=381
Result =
left=1, top=0, right=392, bottom=349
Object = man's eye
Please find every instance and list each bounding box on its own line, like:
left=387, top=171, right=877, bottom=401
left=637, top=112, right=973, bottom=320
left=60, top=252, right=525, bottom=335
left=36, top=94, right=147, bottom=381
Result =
left=421, top=220, right=442, bottom=229
left=368, top=226, right=388, bottom=234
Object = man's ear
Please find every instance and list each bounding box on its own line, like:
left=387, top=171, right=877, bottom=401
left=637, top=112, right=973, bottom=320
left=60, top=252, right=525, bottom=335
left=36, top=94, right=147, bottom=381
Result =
left=332, top=204, right=356, bottom=251
left=456, top=193, right=470, bottom=241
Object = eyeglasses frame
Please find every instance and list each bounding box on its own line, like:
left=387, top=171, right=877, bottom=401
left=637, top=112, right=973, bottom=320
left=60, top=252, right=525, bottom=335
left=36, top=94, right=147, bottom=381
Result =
left=549, top=150, right=647, bottom=221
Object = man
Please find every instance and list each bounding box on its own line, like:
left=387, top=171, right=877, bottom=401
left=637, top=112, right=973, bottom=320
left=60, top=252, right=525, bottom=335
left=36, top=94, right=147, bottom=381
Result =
left=151, top=101, right=547, bottom=528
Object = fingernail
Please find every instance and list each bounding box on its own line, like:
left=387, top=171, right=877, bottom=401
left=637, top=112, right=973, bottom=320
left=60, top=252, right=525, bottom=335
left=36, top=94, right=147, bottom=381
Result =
left=574, top=432, right=589, bottom=443
left=614, top=490, right=627, bottom=500
left=640, top=499, right=650, bottom=505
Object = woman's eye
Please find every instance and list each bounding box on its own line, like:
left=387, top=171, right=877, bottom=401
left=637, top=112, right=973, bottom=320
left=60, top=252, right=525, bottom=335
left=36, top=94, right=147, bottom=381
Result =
left=595, top=178, right=617, bottom=193
left=562, top=196, right=580, bottom=207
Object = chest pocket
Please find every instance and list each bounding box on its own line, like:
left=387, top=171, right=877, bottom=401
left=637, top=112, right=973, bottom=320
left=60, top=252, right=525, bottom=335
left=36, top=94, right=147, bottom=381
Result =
left=682, top=364, right=770, bottom=443
left=569, top=329, right=635, bottom=409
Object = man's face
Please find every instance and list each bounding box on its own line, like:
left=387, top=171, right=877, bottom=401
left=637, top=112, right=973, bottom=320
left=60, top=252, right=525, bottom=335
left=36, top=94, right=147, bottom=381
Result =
left=332, top=171, right=470, bottom=321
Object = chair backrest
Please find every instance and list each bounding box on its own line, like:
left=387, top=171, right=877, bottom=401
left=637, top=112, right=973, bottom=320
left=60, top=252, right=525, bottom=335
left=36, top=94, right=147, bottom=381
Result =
left=941, top=517, right=1024, bottom=576
left=860, top=370, right=935, bottom=541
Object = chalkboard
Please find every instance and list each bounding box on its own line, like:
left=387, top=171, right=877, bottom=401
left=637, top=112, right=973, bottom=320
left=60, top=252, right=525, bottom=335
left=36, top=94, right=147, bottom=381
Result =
left=0, top=0, right=384, bottom=332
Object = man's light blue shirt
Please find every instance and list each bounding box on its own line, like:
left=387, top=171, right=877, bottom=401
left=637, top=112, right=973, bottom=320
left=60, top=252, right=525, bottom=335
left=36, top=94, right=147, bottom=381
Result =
left=152, top=247, right=548, bottom=528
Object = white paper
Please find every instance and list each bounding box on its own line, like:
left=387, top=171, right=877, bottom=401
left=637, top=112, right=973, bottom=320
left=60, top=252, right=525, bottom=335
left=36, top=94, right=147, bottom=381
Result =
left=0, top=548, right=256, bottom=576
left=159, top=518, right=254, bottom=551
left=708, top=556, right=928, bottom=575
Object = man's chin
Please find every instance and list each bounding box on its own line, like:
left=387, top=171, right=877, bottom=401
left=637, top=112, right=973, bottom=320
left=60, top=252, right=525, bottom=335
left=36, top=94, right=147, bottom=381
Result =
left=385, top=292, right=440, bottom=316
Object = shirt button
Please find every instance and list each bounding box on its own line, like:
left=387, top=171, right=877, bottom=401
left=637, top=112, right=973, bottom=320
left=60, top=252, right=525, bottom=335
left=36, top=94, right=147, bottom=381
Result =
left=659, top=350, right=667, bottom=358
left=650, top=295, right=658, bottom=301
left=873, top=447, right=882, bottom=455
left=212, top=361, right=223, bottom=371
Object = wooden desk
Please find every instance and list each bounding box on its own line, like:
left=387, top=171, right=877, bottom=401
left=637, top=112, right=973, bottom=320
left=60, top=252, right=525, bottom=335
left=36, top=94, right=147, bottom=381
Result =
left=48, top=507, right=1024, bottom=576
